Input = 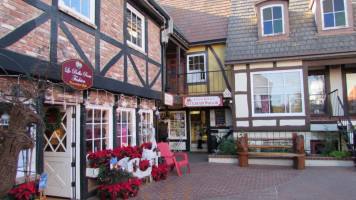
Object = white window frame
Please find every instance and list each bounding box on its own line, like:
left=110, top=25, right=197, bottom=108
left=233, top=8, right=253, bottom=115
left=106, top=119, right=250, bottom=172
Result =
left=138, top=110, right=153, bottom=145
left=320, top=0, right=348, bottom=30
left=85, top=105, right=113, bottom=153
left=187, top=53, right=207, bottom=83
left=116, top=107, right=136, bottom=147
left=59, top=0, right=95, bottom=25
left=127, top=4, right=146, bottom=53
left=251, top=69, right=305, bottom=117
left=261, top=4, right=285, bottom=36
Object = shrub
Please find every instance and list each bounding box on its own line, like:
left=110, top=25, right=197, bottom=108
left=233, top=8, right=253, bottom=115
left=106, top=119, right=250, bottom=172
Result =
left=329, top=150, right=350, bottom=159
left=320, top=139, right=337, bottom=156
left=217, top=137, right=237, bottom=155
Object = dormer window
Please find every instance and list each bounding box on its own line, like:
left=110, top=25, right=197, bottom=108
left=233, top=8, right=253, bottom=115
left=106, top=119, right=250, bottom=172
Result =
left=321, top=0, right=347, bottom=29
left=262, top=5, right=284, bottom=35
left=255, top=0, right=290, bottom=41
left=310, top=0, right=354, bottom=35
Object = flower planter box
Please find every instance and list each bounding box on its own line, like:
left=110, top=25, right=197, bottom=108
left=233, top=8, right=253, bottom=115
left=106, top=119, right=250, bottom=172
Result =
left=86, top=168, right=99, bottom=178
left=208, top=154, right=354, bottom=167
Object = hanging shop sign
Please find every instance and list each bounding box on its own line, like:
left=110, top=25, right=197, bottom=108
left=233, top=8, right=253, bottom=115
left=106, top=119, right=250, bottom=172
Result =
left=164, top=93, right=174, bottom=106
left=183, top=96, right=223, bottom=107
left=62, top=60, right=93, bottom=90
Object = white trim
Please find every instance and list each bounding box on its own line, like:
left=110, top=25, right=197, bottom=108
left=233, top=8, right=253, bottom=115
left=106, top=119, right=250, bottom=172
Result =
left=320, top=0, right=348, bottom=30
left=127, top=3, right=146, bottom=53
left=59, top=0, right=95, bottom=25
left=250, top=69, right=305, bottom=117
left=116, top=107, right=136, bottom=147
left=85, top=105, right=113, bottom=151
left=187, top=53, right=207, bottom=83
left=260, top=4, right=285, bottom=36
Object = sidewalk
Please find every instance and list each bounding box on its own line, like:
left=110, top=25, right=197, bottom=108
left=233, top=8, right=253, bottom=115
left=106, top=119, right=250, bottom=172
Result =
left=89, top=153, right=356, bottom=200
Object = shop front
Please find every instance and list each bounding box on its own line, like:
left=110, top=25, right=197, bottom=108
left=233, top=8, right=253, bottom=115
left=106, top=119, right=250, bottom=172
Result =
left=158, top=95, right=233, bottom=153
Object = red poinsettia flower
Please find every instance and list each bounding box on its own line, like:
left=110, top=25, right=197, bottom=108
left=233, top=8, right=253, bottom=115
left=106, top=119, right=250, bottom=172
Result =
left=139, top=159, right=150, bottom=171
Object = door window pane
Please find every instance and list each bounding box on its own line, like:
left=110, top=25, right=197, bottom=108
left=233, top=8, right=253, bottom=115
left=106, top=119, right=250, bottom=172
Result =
left=308, top=75, right=326, bottom=114
left=346, top=73, right=356, bottom=114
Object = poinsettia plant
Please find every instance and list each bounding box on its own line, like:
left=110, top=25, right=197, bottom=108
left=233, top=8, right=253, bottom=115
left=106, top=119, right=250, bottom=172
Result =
left=128, top=177, right=142, bottom=191
left=139, top=159, right=150, bottom=171
left=141, top=142, right=152, bottom=150
left=7, top=181, right=38, bottom=200
left=87, top=149, right=114, bottom=168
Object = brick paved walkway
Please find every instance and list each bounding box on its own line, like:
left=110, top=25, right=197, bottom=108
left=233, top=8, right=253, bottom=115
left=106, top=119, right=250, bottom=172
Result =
left=88, top=153, right=356, bottom=200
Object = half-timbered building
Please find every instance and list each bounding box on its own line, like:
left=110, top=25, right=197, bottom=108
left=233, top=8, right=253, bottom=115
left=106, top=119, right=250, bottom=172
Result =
left=0, top=0, right=171, bottom=198
left=158, top=0, right=233, bottom=153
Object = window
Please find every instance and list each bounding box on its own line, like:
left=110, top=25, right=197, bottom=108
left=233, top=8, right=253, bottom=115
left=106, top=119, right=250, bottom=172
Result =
left=308, top=74, right=326, bottom=115
left=116, top=108, right=136, bottom=147
left=251, top=70, right=304, bottom=116
left=138, top=110, right=153, bottom=145
left=321, top=0, right=347, bottom=29
left=346, top=72, right=356, bottom=114
left=59, top=0, right=95, bottom=24
left=127, top=4, right=145, bottom=52
left=86, top=107, right=112, bottom=153
left=261, top=5, right=284, bottom=35
left=187, top=54, right=206, bottom=83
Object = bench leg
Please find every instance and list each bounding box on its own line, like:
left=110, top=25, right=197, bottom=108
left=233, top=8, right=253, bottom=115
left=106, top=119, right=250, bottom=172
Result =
left=238, top=154, right=248, bottom=167
left=293, top=156, right=305, bottom=170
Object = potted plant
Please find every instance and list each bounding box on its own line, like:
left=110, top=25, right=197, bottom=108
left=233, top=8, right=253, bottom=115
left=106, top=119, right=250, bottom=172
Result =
left=151, top=165, right=161, bottom=181
left=139, top=159, right=150, bottom=171
left=120, top=181, right=132, bottom=200
left=159, top=164, right=169, bottom=180
left=7, top=181, right=38, bottom=200
left=128, top=177, right=142, bottom=197
left=98, top=184, right=121, bottom=200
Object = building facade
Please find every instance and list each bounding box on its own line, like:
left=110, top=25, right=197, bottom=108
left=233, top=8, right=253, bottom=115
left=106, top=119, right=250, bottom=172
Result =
left=158, top=0, right=233, bottom=153
left=226, top=0, right=356, bottom=154
left=0, top=0, right=171, bottom=198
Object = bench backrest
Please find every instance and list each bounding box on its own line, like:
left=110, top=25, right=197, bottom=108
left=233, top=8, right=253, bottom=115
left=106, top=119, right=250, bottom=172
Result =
left=237, top=133, right=305, bottom=154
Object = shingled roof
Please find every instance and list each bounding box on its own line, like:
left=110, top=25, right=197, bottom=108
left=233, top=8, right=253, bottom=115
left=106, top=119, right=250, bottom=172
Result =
left=157, top=0, right=231, bottom=44
left=225, top=0, right=356, bottom=64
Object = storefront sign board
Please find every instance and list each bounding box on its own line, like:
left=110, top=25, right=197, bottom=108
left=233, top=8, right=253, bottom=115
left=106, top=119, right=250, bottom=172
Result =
left=183, top=96, right=223, bottom=107
left=62, top=60, right=93, bottom=90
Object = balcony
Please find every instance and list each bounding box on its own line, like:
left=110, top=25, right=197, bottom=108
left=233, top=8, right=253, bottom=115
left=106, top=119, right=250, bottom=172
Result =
left=166, top=69, right=231, bottom=95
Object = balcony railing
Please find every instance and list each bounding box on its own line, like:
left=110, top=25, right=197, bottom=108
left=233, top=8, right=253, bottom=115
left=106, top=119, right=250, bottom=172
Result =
left=166, top=69, right=231, bottom=95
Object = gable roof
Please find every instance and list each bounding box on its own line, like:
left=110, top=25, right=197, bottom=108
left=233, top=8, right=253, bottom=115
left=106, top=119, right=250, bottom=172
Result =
left=157, top=0, right=231, bottom=44
left=225, top=0, right=356, bottom=64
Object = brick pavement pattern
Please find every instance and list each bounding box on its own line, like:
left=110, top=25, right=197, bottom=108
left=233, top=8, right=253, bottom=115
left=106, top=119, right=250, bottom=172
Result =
left=88, top=153, right=356, bottom=200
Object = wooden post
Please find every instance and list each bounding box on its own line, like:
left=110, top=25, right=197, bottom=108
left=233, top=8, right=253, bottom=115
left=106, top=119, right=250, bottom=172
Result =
left=294, top=156, right=305, bottom=170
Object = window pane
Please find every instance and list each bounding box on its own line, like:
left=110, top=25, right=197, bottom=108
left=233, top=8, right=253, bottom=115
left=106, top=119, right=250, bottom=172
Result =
left=334, top=0, right=345, bottom=12
left=274, top=19, right=283, bottom=33
left=346, top=73, right=356, bottom=114
left=253, top=74, right=268, bottom=87
left=273, top=6, right=282, bottom=19
left=263, top=21, right=273, bottom=34
left=324, top=13, right=335, bottom=27
left=285, top=72, right=300, bottom=86
left=335, top=12, right=346, bottom=26
left=252, top=70, right=303, bottom=115
left=71, top=0, right=80, bottom=12
left=308, top=75, right=326, bottom=114
left=81, top=1, right=90, bottom=18
left=323, top=0, right=334, bottom=13
left=63, top=0, right=70, bottom=6
left=263, top=7, right=272, bottom=20
left=269, top=73, right=284, bottom=86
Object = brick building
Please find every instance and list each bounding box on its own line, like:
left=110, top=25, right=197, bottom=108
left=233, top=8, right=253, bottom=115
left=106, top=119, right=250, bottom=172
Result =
left=0, top=0, right=172, bottom=198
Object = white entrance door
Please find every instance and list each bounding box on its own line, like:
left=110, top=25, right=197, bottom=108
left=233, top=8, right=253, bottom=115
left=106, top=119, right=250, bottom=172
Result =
left=43, top=106, right=73, bottom=198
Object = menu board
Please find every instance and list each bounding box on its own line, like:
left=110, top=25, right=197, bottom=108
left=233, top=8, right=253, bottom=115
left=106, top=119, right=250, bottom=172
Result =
left=215, top=109, right=225, bottom=127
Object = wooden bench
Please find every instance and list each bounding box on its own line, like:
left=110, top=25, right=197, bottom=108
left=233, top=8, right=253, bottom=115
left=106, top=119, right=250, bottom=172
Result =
left=237, top=133, right=306, bottom=170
